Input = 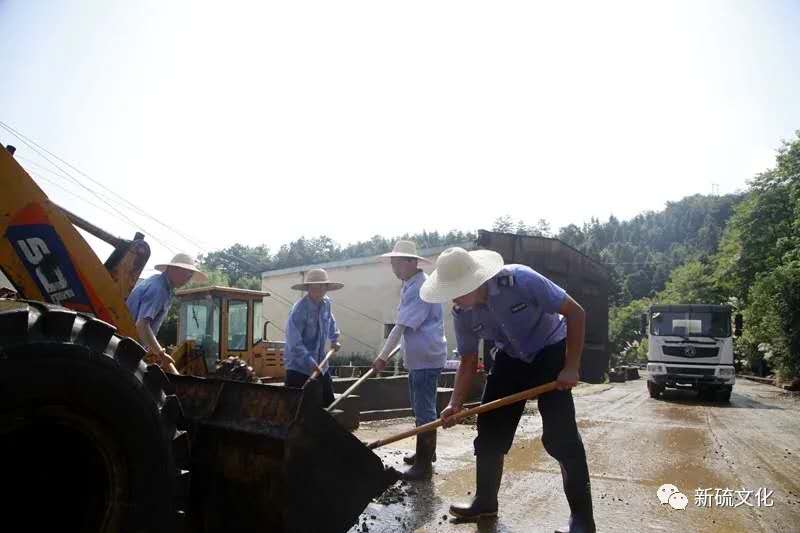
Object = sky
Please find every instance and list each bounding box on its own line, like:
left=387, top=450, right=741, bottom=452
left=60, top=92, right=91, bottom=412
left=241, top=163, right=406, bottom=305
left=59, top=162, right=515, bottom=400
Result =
left=2, top=0, right=799, bottom=275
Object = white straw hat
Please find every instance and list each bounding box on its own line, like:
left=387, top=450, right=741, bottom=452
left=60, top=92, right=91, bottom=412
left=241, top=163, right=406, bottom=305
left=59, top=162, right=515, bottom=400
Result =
left=155, top=253, right=208, bottom=284
left=291, top=268, right=344, bottom=291
left=380, top=240, right=431, bottom=263
left=420, top=247, right=504, bottom=303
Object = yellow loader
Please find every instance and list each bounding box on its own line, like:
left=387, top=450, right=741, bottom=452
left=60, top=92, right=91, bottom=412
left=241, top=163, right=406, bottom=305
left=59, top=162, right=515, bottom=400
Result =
left=0, top=144, right=397, bottom=532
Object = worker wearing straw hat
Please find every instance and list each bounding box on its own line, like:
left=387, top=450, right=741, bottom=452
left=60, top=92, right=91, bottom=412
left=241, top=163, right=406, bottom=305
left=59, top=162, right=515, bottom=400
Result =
left=284, top=268, right=343, bottom=406
left=372, top=240, right=447, bottom=481
left=127, top=253, right=208, bottom=374
left=421, top=247, right=595, bottom=532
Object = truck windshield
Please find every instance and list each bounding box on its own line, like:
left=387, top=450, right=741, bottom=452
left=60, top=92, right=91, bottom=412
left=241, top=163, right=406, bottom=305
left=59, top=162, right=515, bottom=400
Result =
left=650, top=310, right=730, bottom=338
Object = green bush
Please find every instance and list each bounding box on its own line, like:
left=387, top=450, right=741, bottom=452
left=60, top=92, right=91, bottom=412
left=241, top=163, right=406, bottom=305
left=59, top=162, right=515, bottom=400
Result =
left=743, top=260, right=800, bottom=380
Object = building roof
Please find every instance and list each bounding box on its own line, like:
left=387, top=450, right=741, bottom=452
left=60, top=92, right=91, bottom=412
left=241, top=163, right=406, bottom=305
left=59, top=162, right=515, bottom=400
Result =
left=175, top=286, right=271, bottom=299
left=476, top=229, right=611, bottom=275
left=261, top=241, right=475, bottom=278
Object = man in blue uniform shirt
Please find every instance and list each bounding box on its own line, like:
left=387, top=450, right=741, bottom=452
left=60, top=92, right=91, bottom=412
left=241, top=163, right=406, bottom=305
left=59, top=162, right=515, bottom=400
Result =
left=284, top=268, right=342, bottom=407
left=127, top=253, right=208, bottom=374
left=421, top=247, right=595, bottom=533
left=372, top=240, right=447, bottom=480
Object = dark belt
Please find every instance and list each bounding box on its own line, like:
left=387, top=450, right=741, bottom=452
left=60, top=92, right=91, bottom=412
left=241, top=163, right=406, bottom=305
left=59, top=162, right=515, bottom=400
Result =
left=489, top=338, right=566, bottom=362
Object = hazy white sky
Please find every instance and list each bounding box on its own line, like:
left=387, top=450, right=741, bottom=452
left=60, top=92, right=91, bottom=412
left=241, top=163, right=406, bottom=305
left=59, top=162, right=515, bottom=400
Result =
left=2, top=1, right=799, bottom=274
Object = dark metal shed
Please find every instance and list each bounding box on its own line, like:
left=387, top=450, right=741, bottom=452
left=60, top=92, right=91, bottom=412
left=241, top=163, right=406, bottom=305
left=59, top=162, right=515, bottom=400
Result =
left=476, top=230, right=610, bottom=383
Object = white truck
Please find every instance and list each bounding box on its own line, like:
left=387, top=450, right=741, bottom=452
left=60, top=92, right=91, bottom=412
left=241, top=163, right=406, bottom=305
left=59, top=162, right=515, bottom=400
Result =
left=642, top=304, right=742, bottom=403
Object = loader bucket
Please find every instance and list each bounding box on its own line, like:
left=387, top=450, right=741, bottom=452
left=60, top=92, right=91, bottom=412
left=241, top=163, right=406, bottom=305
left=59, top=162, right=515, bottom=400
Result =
left=170, top=375, right=398, bottom=533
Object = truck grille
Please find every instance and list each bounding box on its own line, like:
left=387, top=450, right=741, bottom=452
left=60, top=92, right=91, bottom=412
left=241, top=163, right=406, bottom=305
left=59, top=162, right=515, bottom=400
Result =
left=662, top=345, right=719, bottom=358
left=666, top=367, right=715, bottom=376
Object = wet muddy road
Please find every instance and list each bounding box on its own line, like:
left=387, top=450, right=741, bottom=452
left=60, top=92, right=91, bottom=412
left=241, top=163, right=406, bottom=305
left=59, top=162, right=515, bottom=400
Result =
left=350, top=376, right=800, bottom=532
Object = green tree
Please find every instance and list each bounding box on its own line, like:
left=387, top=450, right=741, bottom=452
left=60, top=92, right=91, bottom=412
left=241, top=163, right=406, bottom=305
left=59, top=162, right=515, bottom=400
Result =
left=199, top=244, right=271, bottom=286
left=741, top=261, right=800, bottom=379
left=608, top=297, right=651, bottom=362
left=659, top=260, right=722, bottom=304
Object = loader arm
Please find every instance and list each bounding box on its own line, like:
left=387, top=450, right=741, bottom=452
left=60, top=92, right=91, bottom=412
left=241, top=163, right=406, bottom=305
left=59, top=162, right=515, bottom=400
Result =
left=0, top=145, right=146, bottom=338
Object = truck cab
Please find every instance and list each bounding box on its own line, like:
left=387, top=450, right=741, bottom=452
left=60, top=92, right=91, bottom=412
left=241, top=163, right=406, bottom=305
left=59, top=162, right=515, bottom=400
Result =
left=643, top=304, right=742, bottom=403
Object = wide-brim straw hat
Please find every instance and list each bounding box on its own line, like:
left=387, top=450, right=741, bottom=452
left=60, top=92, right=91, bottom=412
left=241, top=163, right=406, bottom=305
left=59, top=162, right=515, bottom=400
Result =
left=155, top=253, right=208, bottom=284
left=291, top=268, right=344, bottom=291
left=380, top=240, right=431, bottom=263
left=420, top=247, right=504, bottom=303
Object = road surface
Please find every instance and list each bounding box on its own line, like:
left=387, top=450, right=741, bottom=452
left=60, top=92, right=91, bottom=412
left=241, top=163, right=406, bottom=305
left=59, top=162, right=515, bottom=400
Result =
left=350, top=375, right=800, bottom=532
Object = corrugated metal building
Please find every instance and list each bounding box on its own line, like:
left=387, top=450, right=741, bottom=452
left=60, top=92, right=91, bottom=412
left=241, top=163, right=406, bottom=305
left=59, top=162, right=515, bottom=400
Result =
left=476, top=230, right=610, bottom=382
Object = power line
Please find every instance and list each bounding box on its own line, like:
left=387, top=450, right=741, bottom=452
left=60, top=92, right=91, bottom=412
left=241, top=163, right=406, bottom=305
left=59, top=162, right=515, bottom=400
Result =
left=1, top=122, right=181, bottom=254
left=24, top=168, right=187, bottom=254
left=28, top=171, right=127, bottom=222
left=331, top=300, right=384, bottom=325
left=2, top=121, right=209, bottom=254
left=4, top=121, right=388, bottom=347
left=264, top=280, right=384, bottom=325
left=5, top=123, right=264, bottom=269
left=265, top=293, right=379, bottom=351
left=0, top=121, right=207, bottom=248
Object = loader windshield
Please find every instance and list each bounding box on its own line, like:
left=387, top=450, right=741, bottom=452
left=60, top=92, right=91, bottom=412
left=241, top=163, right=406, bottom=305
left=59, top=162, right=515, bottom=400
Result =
left=179, top=297, right=221, bottom=368
left=227, top=300, right=248, bottom=351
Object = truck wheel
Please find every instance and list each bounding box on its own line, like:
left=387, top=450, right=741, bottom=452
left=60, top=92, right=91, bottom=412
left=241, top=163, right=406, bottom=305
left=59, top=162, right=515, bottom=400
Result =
left=716, top=389, right=732, bottom=403
left=647, top=381, right=662, bottom=399
left=0, top=301, right=188, bottom=532
left=698, top=388, right=715, bottom=401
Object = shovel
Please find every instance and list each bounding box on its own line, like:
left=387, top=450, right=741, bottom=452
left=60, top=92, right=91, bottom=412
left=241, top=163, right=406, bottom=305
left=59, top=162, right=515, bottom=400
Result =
left=326, top=345, right=402, bottom=412
left=304, top=348, right=337, bottom=386
left=367, top=381, right=559, bottom=449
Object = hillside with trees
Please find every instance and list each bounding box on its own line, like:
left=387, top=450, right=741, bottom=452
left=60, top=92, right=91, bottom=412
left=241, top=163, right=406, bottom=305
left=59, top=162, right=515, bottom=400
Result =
left=170, top=131, right=799, bottom=384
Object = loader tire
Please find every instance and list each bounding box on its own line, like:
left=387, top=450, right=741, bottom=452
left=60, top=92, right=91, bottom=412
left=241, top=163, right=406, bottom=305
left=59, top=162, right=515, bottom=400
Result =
left=0, top=300, right=189, bottom=533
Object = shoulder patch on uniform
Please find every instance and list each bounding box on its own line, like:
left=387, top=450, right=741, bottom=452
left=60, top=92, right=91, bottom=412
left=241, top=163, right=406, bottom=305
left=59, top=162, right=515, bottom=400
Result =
left=452, top=305, right=463, bottom=316
left=497, top=274, right=514, bottom=287
left=472, top=323, right=484, bottom=332
left=510, top=302, right=528, bottom=313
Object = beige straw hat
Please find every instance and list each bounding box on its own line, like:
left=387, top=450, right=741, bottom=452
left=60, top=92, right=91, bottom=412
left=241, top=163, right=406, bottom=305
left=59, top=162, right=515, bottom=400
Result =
left=155, top=253, right=208, bottom=284
left=379, top=240, right=431, bottom=263
left=420, top=247, right=504, bottom=303
left=291, top=268, right=344, bottom=291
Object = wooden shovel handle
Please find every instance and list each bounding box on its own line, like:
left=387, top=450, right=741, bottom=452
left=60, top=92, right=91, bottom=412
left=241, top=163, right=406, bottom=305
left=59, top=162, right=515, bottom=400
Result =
left=326, top=345, right=402, bottom=411
left=367, top=381, right=559, bottom=449
left=305, top=348, right=337, bottom=385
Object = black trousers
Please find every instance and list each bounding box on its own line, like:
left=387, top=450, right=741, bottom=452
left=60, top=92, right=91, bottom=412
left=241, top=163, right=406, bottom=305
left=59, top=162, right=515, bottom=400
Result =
left=474, top=340, right=586, bottom=466
left=285, top=369, right=335, bottom=407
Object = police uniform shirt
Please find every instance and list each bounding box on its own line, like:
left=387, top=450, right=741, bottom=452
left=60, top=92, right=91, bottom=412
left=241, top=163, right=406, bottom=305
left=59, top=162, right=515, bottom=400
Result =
left=452, top=265, right=567, bottom=364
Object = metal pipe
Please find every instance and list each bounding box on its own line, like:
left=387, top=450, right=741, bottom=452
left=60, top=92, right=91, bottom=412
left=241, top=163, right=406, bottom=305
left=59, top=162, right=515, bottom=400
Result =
left=55, top=203, right=125, bottom=248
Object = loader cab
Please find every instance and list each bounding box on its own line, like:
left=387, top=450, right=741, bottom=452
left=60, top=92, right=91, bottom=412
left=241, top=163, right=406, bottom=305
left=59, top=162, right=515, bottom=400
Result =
left=175, top=286, right=285, bottom=380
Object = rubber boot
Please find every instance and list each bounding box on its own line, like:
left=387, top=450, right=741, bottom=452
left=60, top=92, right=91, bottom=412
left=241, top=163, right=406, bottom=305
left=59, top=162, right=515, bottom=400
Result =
left=449, top=453, right=504, bottom=519
left=402, top=450, right=437, bottom=465
left=401, top=431, right=436, bottom=481
left=554, top=460, right=596, bottom=533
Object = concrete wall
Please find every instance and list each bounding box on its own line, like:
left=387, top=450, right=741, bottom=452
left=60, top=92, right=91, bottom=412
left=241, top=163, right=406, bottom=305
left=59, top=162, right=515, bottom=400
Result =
left=261, top=243, right=475, bottom=359
left=332, top=371, right=486, bottom=420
